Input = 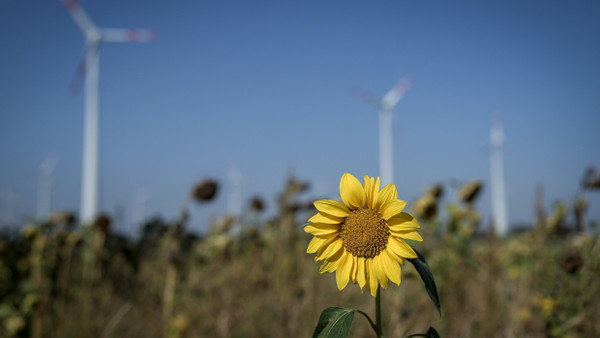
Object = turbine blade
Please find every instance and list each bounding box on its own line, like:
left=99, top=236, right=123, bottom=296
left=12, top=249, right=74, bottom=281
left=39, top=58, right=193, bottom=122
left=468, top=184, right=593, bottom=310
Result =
left=353, top=87, right=382, bottom=109
left=101, top=28, right=158, bottom=43
left=69, top=42, right=101, bottom=94
left=381, top=76, right=412, bottom=111
left=69, top=58, right=86, bottom=94
left=60, top=0, right=98, bottom=38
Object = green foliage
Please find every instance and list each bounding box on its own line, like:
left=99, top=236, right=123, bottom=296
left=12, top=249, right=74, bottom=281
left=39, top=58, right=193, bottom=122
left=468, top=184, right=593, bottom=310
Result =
left=407, top=248, right=441, bottom=316
left=312, top=307, right=355, bottom=338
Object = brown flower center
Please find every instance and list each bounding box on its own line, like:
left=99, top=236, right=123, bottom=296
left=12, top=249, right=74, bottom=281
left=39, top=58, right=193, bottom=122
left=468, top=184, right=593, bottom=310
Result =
left=339, top=208, right=389, bottom=258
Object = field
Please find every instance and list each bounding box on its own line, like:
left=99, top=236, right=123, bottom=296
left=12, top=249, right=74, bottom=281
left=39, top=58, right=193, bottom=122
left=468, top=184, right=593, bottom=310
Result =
left=0, top=177, right=599, bottom=337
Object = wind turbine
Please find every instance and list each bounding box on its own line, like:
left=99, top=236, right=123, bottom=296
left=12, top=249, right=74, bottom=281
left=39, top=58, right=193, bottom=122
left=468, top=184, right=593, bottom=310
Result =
left=227, top=165, right=242, bottom=217
left=358, top=77, right=412, bottom=186
left=37, top=155, right=58, bottom=221
left=490, top=116, right=508, bottom=236
left=132, top=188, right=151, bottom=235
left=59, top=0, right=156, bottom=224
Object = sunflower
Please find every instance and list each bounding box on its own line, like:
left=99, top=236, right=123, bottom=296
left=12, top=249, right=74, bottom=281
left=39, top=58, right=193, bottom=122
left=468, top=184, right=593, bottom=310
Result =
left=305, top=173, right=422, bottom=297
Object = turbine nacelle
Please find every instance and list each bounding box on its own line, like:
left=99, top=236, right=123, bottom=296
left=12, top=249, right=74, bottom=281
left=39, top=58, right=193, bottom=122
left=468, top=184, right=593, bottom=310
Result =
left=381, top=77, right=412, bottom=112
left=85, top=28, right=102, bottom=43
left=356, top=76, right=412, bottom=113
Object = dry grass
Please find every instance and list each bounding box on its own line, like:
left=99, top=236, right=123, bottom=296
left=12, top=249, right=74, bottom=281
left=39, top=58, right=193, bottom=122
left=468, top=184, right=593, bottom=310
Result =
left=1, top=187, right=599, bottom=337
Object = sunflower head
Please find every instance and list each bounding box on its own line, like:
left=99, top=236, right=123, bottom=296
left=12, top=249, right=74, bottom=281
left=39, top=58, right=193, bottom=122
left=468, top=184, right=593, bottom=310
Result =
left=305, top=173, right=422, bottom=297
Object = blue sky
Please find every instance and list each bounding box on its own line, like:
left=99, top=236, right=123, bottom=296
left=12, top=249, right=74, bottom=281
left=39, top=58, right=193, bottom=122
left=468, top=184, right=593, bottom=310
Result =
left=1, top=0, right=599, bottom=234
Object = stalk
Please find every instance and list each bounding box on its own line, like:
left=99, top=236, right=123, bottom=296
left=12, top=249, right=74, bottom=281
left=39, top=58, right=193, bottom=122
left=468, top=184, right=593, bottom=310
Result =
left=375, top=286, right=383, bottom=337
left=30, top=235, right=45, bottom=338
left=163, top=197, right=189, bottom=328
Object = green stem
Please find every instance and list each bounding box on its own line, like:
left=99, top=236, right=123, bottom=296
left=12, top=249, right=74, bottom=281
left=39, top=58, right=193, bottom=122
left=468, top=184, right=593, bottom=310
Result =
left=355, top=310, right=377, bottom=334
left=375, top=286, right=383, bottom=337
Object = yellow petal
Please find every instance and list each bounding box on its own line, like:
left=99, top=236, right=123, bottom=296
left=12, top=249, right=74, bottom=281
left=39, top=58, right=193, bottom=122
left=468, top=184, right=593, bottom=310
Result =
left=319, top=260, right=336, bottom=273
left=304, top=223, right=340, bottom=236
left=309, top=212, right=345, bottom=225
left=363, top=176, right=381, bottom=209
left=363, top=176, right=374, bottom=208
left=357, top=257, right=366, bottom=291
left=387, top=236, right=417, bottom=259
left=366, top=259, right=378, bottom=297
left=313, top=233, right=338, bottom=240
left=372, top=255, right=389, bottom=288
left=380, top=200, right=407, bottom=220
left=319, top=247, right=345, bottom=273
left=392, top=230, right=423, bottom=242
left=340, top=173, right=366, bottom=209
left=336, top=252, right=353, bottom=290
left=315, top=236, right=340, bottom=261
left=306, top=236, right=328, bottom=254
left=350, top=255, right=358, bottom=283
left=313, top=200, right=349, bottom=218
left=387, top=212, right=420, bottom=230
left=381, top=250, right=402, bottom=285
left=316, top=238, right=343, bottom=261
left=385, top=246, right=406, bottom=265
left=374, top=184, right=397, bottom=210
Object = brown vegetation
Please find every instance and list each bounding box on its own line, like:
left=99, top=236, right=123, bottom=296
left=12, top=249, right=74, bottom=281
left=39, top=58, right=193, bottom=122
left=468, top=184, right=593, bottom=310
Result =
left=0, top=177, right=598, bottom=337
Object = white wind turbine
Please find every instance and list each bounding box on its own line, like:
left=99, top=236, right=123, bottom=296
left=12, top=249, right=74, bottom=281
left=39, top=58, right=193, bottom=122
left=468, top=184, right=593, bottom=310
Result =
left=227, top=165, right=242, bottom=217
left=358, top=77, right=412, bottom=186
left=37, top=155, right=58, bottom=221
left=490, top=116, right=508, bottom=236
left=59, top=0, right=156, bottom=224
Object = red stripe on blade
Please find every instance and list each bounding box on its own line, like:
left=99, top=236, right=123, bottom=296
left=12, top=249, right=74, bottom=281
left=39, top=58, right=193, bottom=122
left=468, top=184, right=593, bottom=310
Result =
left=127, top=30, right=139, bottom=42
left=63, top=0, right=79, bottom=12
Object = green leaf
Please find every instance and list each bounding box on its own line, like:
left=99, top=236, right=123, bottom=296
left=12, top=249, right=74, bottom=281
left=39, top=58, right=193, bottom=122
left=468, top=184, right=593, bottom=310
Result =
left=407, top=248, right=441, bottom=316
left=406, top=326, right=440, bottom=338
left=312, top=307, right=355, bottom=338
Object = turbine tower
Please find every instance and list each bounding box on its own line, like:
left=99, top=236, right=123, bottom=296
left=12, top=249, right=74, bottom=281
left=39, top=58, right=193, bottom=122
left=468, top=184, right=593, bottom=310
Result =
left=132, top=188, right=151, bottom=235
left=227, top=165, right=242, bottom=217
left=37, top=155, right=58, bottom=221
left=359, top=77, right=412, bottom=185
left=60, top=0, right=155, bottom=224
left=490, top=116, right=508, bottom=236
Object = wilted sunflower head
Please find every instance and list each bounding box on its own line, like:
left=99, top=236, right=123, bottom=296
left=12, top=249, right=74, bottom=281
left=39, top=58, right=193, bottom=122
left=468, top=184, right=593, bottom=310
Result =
left=304, top=173, right=422, bottom=297
left=93, top=214, right=111, bottom=233
left=191, top=179, right=218, bottom=203
left=413, top=194, right=438, bottom=221
left=582, top=166, right=600, bottom=190
left=458, top=180, right=482, bottom=204
left=429, top=183, right=444, bottom=199
left=560, top=251, right=583, bottom=274
left=249, top=196, right=265, bottom=212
